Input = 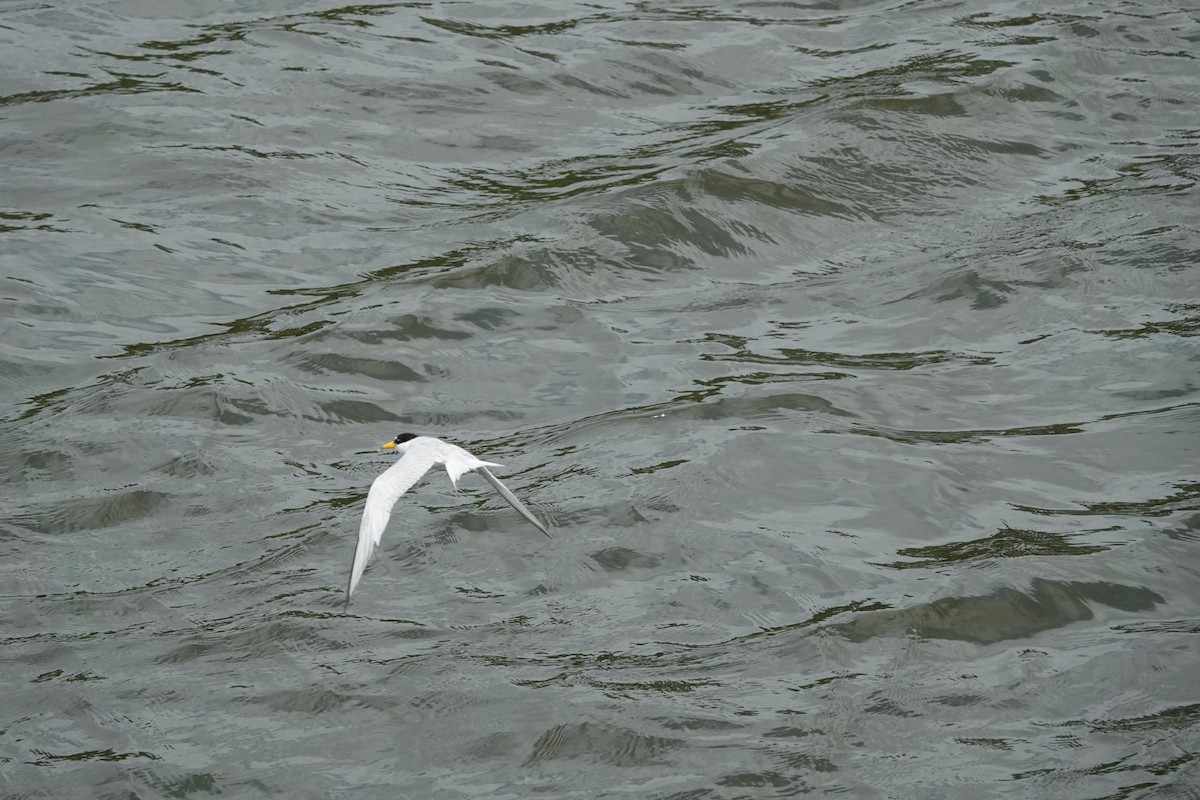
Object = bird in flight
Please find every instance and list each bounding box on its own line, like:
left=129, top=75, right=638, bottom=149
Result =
left=346, top=433, right=549, bottom=601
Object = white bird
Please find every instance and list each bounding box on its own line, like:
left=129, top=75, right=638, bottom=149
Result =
left=347, top=433, right=549, bottom=601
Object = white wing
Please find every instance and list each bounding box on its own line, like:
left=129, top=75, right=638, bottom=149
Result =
left=346, top=447, right=439, bottom=601
left=477, top=466, right=549, bottom=538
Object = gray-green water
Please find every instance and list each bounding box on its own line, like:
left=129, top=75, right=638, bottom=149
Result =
left=3, top=0, right=1198, bottom=797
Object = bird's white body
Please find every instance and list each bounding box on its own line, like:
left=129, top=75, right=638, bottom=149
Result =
left=347, top=435, right=547, bottom=601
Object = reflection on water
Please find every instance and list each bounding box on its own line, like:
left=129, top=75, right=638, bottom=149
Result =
left=2, top=0, right=1198, bottom=796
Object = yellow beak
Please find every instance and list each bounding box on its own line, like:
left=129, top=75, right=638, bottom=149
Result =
left=380, top=441, right=397, bottom=450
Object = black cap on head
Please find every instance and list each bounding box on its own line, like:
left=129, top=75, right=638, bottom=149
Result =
left=393, top=433, right=418, bottom=444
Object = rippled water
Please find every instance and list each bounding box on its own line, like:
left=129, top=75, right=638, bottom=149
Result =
left=3, top=0, right=1198, bottom=796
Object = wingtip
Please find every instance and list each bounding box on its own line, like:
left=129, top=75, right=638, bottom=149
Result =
left=476, top=465, right=551, bottom=538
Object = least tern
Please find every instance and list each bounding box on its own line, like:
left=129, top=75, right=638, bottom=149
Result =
left=347, top=433, right=548, bottom=601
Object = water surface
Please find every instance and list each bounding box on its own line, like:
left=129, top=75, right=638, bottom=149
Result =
left=2, top=0, right=1198, bottom=797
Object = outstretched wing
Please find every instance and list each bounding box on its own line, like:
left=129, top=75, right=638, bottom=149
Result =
left=347, top=448, right=440, bottom=600
left=476, top=466, right=550, bottom=538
